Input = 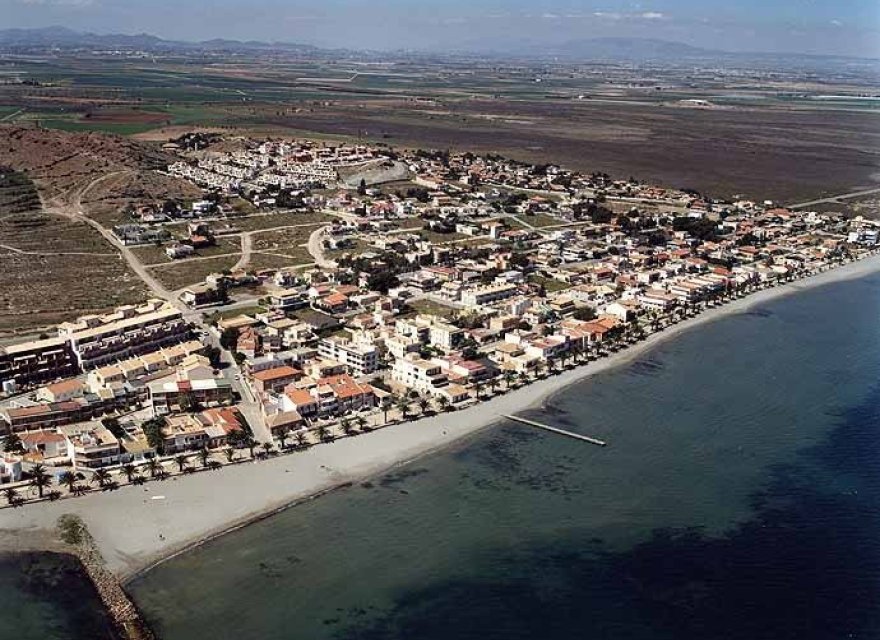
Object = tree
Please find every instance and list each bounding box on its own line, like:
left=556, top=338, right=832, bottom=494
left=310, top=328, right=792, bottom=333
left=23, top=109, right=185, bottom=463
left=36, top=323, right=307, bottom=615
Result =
left=142, top=417, right=166, bottom=455
left=316, top=424, right=331, bottom=442
left=178, top=392, right=196, bottom=413
left=357, top=178, right=367, bottom=196
left=146, top=457, right=161, bottom=478
left=198, top=447, right=210, bottom=468
left=294, top=431, right=307, bottom=449
left=341, top=418, right=354, bottom=436
left=417, top=397, right=430, bottom=415
left=355, top=416, right=367, bottom=431
left=244, top=435, right=257, bottom=459
left=59, top=471, right=84, bottom=494
left=381, top=396, right=393, bottom=423
left=224, top=447, right=235, bottom=462
left=437, top=395, right=450, bottom=412
left=277, top=429, right=289, bottom=450
left=504, top=371, right=516, bottom=389
left=30, top=464, right=52, bottom=498
left=120, top=463, right=138, bottom=484
left=4, top=487, right=21, bottom=507
left=397, top=397, right=412, bottom=420
left=3, top=432, right=23, bottom=454
left=92, top=468, right=112, bottom=489
left=174, top=454, right=189, bottom=473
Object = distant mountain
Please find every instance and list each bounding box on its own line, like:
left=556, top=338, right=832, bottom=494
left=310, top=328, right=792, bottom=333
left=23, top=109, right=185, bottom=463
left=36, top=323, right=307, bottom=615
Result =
left=553, top=37, right=716, bottom=61
left=0, top=26, right=319, bottom=54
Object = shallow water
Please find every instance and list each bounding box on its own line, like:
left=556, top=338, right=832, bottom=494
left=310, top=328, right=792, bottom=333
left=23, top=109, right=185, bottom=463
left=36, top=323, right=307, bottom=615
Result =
left=129, top=272, right=880, bottom=640
left=0, top=552, right=118, bottom=640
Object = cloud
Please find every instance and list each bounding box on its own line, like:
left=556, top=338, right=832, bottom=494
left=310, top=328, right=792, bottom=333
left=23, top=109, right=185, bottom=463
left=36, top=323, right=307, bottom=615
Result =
left=592, top=11, right=667, bottom=21
left=830, top=19, right=843, bottom=27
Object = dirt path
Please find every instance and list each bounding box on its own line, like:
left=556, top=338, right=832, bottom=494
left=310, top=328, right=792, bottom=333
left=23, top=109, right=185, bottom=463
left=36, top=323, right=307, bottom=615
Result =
left=307, top=225, right=335, bottom=268
left=232, top=232, right=253, bottom=271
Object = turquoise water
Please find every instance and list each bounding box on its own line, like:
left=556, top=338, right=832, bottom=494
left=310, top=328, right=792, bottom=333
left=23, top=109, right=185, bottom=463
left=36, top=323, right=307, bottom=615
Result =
left=129, top=272, right=880, bottom=640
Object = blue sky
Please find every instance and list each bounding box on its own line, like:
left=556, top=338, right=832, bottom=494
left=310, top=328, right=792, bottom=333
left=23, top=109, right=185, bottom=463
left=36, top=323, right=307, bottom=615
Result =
left=3, top=0, right=879, bottom=57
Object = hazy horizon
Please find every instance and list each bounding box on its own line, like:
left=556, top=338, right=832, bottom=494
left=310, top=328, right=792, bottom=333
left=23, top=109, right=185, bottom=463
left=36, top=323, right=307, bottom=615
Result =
left=2, top=0, right=879, bottom=58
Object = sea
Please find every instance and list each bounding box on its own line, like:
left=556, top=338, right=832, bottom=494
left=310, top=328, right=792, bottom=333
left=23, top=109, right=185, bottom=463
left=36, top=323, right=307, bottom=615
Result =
left=19, top=270, right=880, bottom=639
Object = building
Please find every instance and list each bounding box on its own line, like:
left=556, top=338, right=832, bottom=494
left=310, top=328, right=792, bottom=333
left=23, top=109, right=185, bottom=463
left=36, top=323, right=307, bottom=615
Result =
left=161, top=408, right=244, bottom=453
left=460, top=283, right=518, bottom=307
left=59, top=300, right=191, bottom=370
left=391, top=355, right=449, bottom=396
left=61, top=422, right=123, bottom=469
left=0, top=336, right=78, bottom=392
left=318, top=337, right=379, bottom=376
left=251, top=366, right=302, bottom=394
left=148, top=377, right=234, bottom=416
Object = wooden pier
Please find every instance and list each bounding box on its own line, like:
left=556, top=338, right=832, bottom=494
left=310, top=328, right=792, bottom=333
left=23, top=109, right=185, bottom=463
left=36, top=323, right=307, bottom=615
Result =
left=502, top=414, right=608, bottom=447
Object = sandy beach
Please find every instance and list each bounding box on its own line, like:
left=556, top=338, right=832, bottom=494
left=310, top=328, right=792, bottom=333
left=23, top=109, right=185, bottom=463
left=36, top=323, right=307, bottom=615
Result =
left=2, top=253, right=879, bottom=581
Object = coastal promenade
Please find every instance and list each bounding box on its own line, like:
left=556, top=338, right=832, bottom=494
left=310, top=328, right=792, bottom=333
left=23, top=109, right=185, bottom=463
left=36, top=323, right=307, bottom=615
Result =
left=2, top=253, right=880, bottom=581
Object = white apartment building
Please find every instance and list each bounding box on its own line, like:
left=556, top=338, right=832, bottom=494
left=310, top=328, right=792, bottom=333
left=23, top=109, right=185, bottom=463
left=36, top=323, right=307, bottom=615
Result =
left=460, top=283, right=519, bottom=307
left=318, top=337, right=379, bottom=376
left=391, top=355, right=449, bottom=396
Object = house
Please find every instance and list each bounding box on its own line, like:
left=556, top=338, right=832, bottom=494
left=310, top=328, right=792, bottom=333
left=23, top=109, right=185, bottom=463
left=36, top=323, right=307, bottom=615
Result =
left=251, top=366, right=302, bottom=394
left=36, top=379, right=84, bottom=404
left=61, top=422, right=123, bottom=469
left=180, top=283, right=220, bottom=307
left=19, top=430, right=68, bottom=462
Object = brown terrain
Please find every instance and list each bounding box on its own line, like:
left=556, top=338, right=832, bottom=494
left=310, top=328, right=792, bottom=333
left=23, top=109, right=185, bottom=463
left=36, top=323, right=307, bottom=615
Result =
left=0, top=125, right=187, bottom=336
left=255, top=98, right=880, bottom=204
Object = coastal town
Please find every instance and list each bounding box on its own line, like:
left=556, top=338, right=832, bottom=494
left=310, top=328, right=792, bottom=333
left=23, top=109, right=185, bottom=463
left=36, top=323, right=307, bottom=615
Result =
left=1, top=136, right=878, bottom=506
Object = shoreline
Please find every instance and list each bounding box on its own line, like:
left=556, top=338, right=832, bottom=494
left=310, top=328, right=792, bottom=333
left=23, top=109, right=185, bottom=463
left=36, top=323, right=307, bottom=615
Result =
left=2, top=253, right=880, bottom=583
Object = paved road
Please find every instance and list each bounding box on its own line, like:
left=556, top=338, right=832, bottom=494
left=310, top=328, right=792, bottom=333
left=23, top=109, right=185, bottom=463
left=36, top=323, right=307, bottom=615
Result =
left=788, top=187, right=880, bottom=210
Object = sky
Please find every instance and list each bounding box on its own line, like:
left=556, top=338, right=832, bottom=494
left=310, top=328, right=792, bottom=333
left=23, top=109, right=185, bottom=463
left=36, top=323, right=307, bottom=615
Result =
left=3, top=0, right=879, bottom=57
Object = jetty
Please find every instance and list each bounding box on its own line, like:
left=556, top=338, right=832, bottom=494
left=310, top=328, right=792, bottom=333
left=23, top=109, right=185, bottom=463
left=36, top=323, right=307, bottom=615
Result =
left=502, top=414, right=607, bottom=447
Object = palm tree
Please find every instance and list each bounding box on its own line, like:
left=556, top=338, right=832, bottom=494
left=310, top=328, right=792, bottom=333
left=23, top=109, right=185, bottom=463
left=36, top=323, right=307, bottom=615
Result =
left=198, top=447, right=210, bottom=468
left=381, top=396, right=393, bottom=423
left=417, top=397, right=430, bottom=415
left=92, top=468, right=112, bottom=489
left=146, top=457, right=161, bottom=478
left=355, top=416, right=367, bottom=431
left=174, top=454, right=189, bottom=473
left=4, top=487, right=21, bottom=507
left=224, top=447, right=235, bottom=462
left=316, top=423, right=331, bottom=442
left=59, top=471, right=84, bottom=494
left=504, top=371, right=516, bottom=389
left=397, top=397, right=412, bottom=420
left=488, top=377, right=499, bottom=395
left=30, top=464, right=52, bottom=498
left=473, top=381, right=484, bottom=400
left=341, top=418, right=354, bottom=436
left=245, top=435, right=257, bottom=459
left=261, top=442, right=274, bottom=457
left=294, top=431, right=307, bottom=449
left=277, top=429, right=289, bottom=450
left=436, top=395, right=450, bottom=412
left=120, top=463, right=138, bottom=484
